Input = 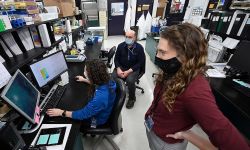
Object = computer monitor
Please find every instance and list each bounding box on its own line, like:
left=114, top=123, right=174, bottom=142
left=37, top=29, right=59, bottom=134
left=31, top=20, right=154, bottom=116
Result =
left=29, top=51, right=68, bottom=88
left=0, top=70, right=40, bottom=124
left=227, top=40, right=250, bottom=76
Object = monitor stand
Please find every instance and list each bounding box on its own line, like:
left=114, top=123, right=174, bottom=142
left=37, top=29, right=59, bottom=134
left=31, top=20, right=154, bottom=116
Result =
left=18, top=114, right=45, bottom=134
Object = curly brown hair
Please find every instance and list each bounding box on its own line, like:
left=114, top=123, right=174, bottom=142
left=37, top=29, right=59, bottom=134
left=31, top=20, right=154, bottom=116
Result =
left=157, top=23, right=208, bottom=112
left=85, top=59, right=110, bottom=97
left=85, top=59, right=110, bottom=85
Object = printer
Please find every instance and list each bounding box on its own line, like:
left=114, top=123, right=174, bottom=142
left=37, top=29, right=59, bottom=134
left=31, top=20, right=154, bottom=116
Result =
left=208, top=35, right=225, bottom=63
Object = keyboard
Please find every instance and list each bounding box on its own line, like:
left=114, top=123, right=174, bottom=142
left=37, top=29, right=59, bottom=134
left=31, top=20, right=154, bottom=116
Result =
left=231, top=80, right=250, bottom=97
left=40, top=85, right=67, bottom=114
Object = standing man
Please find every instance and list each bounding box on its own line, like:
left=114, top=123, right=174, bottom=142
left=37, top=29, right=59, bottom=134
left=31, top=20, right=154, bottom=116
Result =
left=112, top=30, right=145, bottom=109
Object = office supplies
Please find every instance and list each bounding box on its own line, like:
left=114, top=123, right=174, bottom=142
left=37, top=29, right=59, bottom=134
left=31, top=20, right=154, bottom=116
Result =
left=0, top=70, right=40, bottom=124
left=29, top=51, right=68, bottom=88
left=0, top=62, right=11, bottom=89
left=0, top=15, right=12, bottom=30
left=38, top=24, right=51, bottom=47
left=231, top=13, right=246, bottom=36
left=31, top=124, right=72, bottom=150
left=65, top=54, right=86, bottom=62
left=0, top=55, right=5, bottom=63
left=17, top=28, right=34, bottom=51
left=2, top=33, right=23, bottom=55
left=237, top=14, right=250, bottom=40
left=216, top=12, right=233, bottom=34
left=226, top=10, right=244, bottom=35
left=30, top=26, right=42, bottom=47
left=0, top=39, right=13, bottom=57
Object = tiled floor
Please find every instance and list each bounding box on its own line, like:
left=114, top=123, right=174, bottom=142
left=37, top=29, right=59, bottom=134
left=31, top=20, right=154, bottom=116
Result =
left=82, top=36, right=209, bottom=150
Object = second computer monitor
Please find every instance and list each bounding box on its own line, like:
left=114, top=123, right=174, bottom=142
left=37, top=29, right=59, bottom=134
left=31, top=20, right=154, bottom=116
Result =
left=30, top=51, right=68, bottom=88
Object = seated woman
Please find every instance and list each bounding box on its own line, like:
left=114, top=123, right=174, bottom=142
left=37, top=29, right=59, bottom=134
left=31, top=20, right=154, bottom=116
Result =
left=46, top=59, right=117, bottom=127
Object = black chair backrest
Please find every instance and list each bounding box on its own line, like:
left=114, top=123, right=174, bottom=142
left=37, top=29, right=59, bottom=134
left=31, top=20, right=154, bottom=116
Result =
left=108, top=78, right=126, bottom=135
left=138, top=53, right=146, bottom=79
left=107, top=46, right=116, bottom=66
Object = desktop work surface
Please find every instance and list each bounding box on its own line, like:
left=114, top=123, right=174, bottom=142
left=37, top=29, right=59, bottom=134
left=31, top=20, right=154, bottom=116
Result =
left=21, top=42, right=102, bottom=149
left=210, top=78, right=250, bottom=140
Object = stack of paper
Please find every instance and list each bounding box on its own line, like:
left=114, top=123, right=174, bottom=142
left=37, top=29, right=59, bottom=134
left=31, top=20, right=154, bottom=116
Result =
left=206, top=69, right=226, bottom=78
left=0, top=63, right=11, bottom=89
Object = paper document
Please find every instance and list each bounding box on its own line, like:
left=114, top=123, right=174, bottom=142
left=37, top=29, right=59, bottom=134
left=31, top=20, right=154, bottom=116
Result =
left=222, top=37, right=240, bottom=49
left=0, top=63, right=11, bottom=89
left=206, top=69, right=226, bottom=78
left=31, top=124, right=72, bottom=150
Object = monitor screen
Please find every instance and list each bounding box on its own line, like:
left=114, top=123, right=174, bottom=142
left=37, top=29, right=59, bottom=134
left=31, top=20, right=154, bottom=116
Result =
left=29, top=51, right=68, bottom=88
left=227, top=41, right=250, bottom=74
left=0, top=70, right=40, bottom=124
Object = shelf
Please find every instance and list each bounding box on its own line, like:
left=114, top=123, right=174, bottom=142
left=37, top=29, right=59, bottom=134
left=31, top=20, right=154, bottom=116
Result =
left=0, top=18, right=60, bottom=35
left=44, top=37, right=64, bottom=49
left=2, top=37, right=65, bottom=74
left=3, top=48, right=47, bottom=74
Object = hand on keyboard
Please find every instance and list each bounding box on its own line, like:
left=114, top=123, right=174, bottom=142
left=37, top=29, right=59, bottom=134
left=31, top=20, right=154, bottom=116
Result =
left=46, top=108, right=64, bottom=117
left=75, top=75, right=90, bottom=84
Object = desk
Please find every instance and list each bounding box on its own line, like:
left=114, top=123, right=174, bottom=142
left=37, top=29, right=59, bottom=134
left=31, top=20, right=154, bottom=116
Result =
left=21, top=42, right=102, bottom=149
left=210, top=78, right=250, bottom=140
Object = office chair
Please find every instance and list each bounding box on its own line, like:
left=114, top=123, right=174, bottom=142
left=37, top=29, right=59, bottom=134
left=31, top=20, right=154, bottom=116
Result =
left=101, top=46, right=116, bottom=71
left=81, top=78, right=126, bottom=150
left=135, top=53, right=146, bottom=94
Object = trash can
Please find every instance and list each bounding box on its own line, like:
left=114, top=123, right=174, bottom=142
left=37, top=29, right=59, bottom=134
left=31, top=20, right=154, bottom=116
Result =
left=130, top=26, right=139, bottom=40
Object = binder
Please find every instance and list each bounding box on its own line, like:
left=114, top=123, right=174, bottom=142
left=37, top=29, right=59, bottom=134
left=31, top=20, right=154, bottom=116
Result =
left=226, top=10, right=244, bottom=35
left=230, top=13, right=246, bottom=36
left=30, top=26, right=42, bottom=47
left=216, top=12, right=233, bottom=34
left=38, top=24, right=51, bottom=47
left=208, top=12, right=221, bottom=32
left=0, top=39, right=14, bottom=57
left=1, top=33, right=23, bottom=55
left=0, top=55, right=5, bottom=63
left=17, top=28, right=34, bottom=51
left=237, top=14, right=250, bottom=40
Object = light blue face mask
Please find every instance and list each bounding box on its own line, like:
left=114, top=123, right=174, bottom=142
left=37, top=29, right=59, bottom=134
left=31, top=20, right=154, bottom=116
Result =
left=125, top=38, right=134, bottom=45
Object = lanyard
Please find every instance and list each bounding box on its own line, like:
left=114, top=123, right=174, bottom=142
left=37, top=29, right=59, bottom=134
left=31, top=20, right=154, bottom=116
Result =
left=127, top=47, right=135, bottom=60
left=149, top=85, right=164, bottom=116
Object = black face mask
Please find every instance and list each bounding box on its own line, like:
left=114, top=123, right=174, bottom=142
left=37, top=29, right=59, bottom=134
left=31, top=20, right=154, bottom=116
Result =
left=155, top=56, right=182, bottom=77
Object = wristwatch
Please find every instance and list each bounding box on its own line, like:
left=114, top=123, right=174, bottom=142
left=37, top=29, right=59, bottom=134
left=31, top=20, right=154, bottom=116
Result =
left=62, top=110, right=66, bottom=117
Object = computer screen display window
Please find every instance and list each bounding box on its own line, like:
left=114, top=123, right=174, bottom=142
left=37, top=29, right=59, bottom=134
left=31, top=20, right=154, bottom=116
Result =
left=0, top=70, right=40, bottom=124
left=29, top=51, right=68, bottom=88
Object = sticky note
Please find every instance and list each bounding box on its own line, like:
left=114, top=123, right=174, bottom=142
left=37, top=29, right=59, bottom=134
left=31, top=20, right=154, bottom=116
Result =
left=35, top=106, right=40, bottom=124
left=48, top=133, right=60, bottom=144
left=37, top=134, right=49, bottom=145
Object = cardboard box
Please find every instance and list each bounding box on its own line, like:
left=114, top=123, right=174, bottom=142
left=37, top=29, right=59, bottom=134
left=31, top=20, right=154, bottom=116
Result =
left=158, top=0, right=168, bottom=8
left=43, top=0, right=75, bottom=17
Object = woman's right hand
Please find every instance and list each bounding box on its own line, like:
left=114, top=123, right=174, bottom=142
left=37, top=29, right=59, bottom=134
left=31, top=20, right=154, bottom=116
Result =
left=75, top=75, right=90, bottom=84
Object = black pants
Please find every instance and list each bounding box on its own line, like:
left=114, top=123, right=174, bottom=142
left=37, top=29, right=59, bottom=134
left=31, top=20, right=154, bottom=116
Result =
left=112, top=69, right=139, bottom=100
